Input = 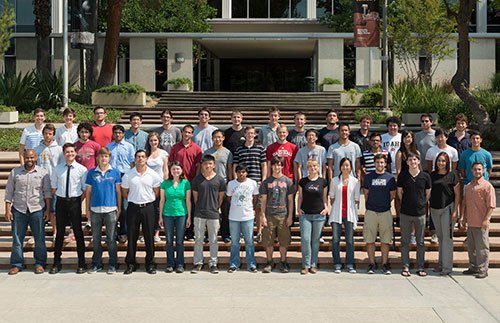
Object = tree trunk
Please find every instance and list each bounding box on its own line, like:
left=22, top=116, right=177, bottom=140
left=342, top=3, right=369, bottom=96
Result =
left=33, top=0, right=51, bottom=76
left=452, top=0, right=497, bottom=137
left=97, top=0, right=124, bottom=87
left=85, top=0, right=99, bottom=89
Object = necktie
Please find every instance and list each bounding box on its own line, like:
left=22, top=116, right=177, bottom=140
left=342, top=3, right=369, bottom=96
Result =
left=65, top=164, right=71, bottom=198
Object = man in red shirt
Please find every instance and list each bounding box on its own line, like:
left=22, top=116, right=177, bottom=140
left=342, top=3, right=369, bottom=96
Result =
left=169, top=125, right=203, bottom=183
left=266, top=124, right=298, bottom=183
left=91, top=106, right=113, bottom=148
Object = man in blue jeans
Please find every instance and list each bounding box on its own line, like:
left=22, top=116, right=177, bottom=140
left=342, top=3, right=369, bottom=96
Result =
left=85, top=147, right=122, bottom=274
left=5, top=149, right=51, bottom=275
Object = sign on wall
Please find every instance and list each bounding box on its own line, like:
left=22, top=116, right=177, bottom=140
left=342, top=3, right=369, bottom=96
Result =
left=353, top=0, right=380, bottom=47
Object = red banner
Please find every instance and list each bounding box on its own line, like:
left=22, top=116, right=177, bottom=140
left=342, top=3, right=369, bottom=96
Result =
left=353, top=0, right=380, bottom=47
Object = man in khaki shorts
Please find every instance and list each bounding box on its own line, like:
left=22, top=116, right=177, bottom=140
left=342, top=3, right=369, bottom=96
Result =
left=260, top=157, right=296, bottom=273
left=362, top=154, right=396, bottom=275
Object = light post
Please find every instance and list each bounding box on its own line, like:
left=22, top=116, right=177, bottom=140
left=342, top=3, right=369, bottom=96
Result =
left=382, top=0, right=389, bottom=112
left=63, top=0, right=69, bottom=108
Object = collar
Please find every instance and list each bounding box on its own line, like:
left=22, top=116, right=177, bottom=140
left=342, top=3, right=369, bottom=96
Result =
left=96, top=165, right=112, bottom=174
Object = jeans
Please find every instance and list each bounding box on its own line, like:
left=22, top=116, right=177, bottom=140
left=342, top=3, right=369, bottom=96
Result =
left=430, top=204, right=454, bottom=273
left=193, top=217, right=220, bottom=266
left=332, top=218, right=355, bottom=266
left=90, top=210, right=118, bottom=268
left=400, top=213, right=426, bottom=269
left=229, top=219, right=256, bottom=269
left=300, top=214, right=325, bottom=268
left=10, top=208, right=47, bottom=269
left=164, top=215, right=186, bottom=268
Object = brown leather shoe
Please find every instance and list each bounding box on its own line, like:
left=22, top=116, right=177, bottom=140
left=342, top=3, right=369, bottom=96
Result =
left=300, top=268, right=308, bottom=275
left=309, top=267, right=318, bottom=274
left=8, top=267, right=21, bottom=275
left=35, top=266, right=44, bottom=274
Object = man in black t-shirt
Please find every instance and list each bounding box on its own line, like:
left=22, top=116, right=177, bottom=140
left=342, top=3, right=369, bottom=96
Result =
left=223, top=110, right=245, bottom=154
left=397, top=152, right=432, bottom=276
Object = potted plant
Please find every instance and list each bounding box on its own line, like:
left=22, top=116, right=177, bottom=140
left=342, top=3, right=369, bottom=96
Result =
left=164, top=77, right=193, bottom=92
left=0, top=105, right=18, bottom=124
left=92, top=83, right=147, bottom=107
left=320, top=78, right=343, bottom=92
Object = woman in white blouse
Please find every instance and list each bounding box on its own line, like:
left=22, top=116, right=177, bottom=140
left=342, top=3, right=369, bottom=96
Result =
left=329, top=157, right=360, bottom=274
left=146, top=132, right=169, bottom=242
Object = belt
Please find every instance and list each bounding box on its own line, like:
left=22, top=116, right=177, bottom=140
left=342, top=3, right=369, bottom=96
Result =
left=130, top=201, right=153, bottom=208
left=56, top=196, right=81, bottom=202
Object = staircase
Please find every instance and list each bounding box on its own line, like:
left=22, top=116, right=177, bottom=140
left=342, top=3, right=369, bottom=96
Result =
left=120, top=92, right=354, bottom=125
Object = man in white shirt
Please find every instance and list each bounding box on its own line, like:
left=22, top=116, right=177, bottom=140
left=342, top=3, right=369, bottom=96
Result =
left=425, top=128, right=459, bottom=171
left=55, top=107, right=78, bottom=145
left=381, top=116, right=402, bottom=175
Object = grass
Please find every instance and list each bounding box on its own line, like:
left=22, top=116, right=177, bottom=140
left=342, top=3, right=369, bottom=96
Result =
left=0, top=128, right=23, bottom=151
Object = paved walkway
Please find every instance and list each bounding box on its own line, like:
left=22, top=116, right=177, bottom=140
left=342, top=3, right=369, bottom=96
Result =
left=0, top=269, right=499, bottom=323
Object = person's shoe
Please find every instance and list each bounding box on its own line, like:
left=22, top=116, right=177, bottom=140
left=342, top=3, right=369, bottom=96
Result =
left=227, top=266, right=237, bottom=273
left=154, top=235, right=161, bottom=243
left=433, top=266, right=442, bottom=273
left=8, top=267, right=21, bottom=275
left=175, top=266, right=185, bottom=273
left=124, top=265, right=136, bottom=275
left=319, top=237, right=326, bottom=244
left=139, top=236, right=145, bottom=243
left=262, top=261, right=275, bottom=273
left=249, top=266, right=258, bottom=273
left=334, top=265, right=342, bottom=274
left=475, top=272, right=488, bottom=279
left=76, top=266, right=87, bottom=274
left=64, top=232, right=75, bottom=243
left=347, top=265, right=356, bottom=274
left=279, top=261, right=289, bottom=273
left=87, top=266, right=102, bottom=274
left=49, top=265, right=61, bottom=274
left=146, top=267, right=157, bottom=275
left=204, top=236, right=210, bottom=244
left=367, top=263, right=376, bottom=274
left=27, top=237, right=35, bottom=245
left=223, top=237, right=231, bottom=243
left=34, top=266, right=44, bottom=274
left=165, top=266, right=174, bottom=273
left=107, top=266, right=117, bottom=275
left=191, top=264, right=203, bottom=274
left=430, top=233, right=438, bottom=244
left=410, top=234, right=416, bottom=245
left=209, top=265, right=219, bottom=274
left=255, top=233, right=262, bottom=243
left=381, top=263, right=392, bottom=275
left=309, top=267, right=318, bottom=274
left=462, top=268, right=477, bottom=276
left=300, top=268, right=308, bottom=275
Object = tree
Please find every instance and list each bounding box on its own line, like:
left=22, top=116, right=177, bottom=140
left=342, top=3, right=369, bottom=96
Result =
left=0, top=0, right=15, bottom=60
left=318, top=0, right=354, bottom=32
left=388, top=0, right=456, bottom=82
left=443, top=0, right=500, bottom=138
left=33, top=0, right=52, bottom=76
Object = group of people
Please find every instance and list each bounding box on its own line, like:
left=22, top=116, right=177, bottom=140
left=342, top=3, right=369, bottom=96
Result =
left=4, top=106, right=496, bottom=278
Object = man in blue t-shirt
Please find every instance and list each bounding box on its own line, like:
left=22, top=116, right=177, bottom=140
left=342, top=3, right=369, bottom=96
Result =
left=85, top=147, right=122, bottom=274
left=458, top=130, right=493, bottom=185
left=362, top=154, right=396, bottom=275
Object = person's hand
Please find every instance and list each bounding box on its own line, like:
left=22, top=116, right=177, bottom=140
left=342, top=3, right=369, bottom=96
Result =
left=158, top=217, right=163, bottom=228
left=286, top=217, right=293, bottom=227
left=320, top=208, right=329, bottom=216
left=44, top=210, right=51, bottom=221
left=482, top=220, right=489, bottom=230
left=5, top=209, right=12, bottom=222
left=298, top=209, right=304, bottom=215
left=116, top=208, right=121, bottom=220
left=186, top=217, right=191, bottom=229
left=261, top=215, right=267, bottom=228
left=86, top=210, right=91, bottom=222
left=451, top=210, right=457, bottom=221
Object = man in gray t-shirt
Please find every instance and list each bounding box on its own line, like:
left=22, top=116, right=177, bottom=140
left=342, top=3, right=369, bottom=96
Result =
left=294, top=129, right=327, bottom=180
left=415, top=113, right=436, bottom=172
left=153, top=110, right=181, bottom=154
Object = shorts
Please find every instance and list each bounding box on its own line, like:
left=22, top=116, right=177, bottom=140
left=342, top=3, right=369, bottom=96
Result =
left=262, top=216, right=291, bottom=248
left=363, top=210, right=393, bottom=244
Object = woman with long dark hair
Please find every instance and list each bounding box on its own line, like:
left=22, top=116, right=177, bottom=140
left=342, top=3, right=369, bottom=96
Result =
left=396, top=129, right=420, bottom=177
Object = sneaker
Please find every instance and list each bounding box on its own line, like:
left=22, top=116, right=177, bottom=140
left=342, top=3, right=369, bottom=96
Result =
left=107, top=266, right=116, bottom=275
left=475, top=272, right=488, bottom=279
left=87, top=266, right=102, bottom=274
left=347, top=265, right=356, bottom=274
left=410, top=234, right=416, bottom=245
left=262, top=261, right=274, bottom=273
left=255, top=233, right=262, bottom=243
left=175, top=266, right=185, bottom=273
left=430, top=233, right=438, bottom=244
left=223, top=237, right=231, bottom=243
left=227, top=266, right=237, bottom=273
left=279, top=261, right=290, bottom=273
left=334, top=265, right=342, bottom=274
left=209, top=265, right=219, bottom=274
left=319, top=237, right=326, bottom=244
left=139, top=236, right=145, bottom=242
left=165, top=266, right=174, bottom=273
left=367, top=263, right=376, bottom=274
left=27, top=237, right=35, bottom=244
left=154, top=236, right=161, bottom=243
left=249, top=267, right=258, bottom=273
left=462, top=268, right=477, bottom=275
left=381, top=263, right=392, bottom=275
left=191, top=264, right=203, bottom=274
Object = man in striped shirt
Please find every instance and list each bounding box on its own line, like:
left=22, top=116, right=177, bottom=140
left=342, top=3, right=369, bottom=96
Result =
left=19, top=108, right=45, bottom=165
left=361, top=132, right=392, bottom=176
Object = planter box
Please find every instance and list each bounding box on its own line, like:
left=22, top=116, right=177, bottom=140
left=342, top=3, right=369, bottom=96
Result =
left=321, top=84, right=343, bottom=92
left=0, top=111, right=18, bottom=124
left=341, top=93, right=364, bottom=106
left=167, top=84, right=192, bottom=92
left=402, top=113, right=439, bottom=126
left=92, top=92, right=146, bottom=107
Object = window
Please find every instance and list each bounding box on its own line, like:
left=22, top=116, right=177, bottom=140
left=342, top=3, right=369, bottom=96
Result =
left=233, top=0, right=306, bottom=19
left=316, top=0, right=333, bottom=19
left=290, top=0, right=307, bottom=18
left=232, top=0, right=247, bottom=18
left=14, top=0, right=35, bottom=32
left=207, top=0, right=222, bottom=18
left=250, top=0, right=268, bottom=18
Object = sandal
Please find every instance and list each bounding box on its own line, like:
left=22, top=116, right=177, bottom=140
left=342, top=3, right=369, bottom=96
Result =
left=401, top=268, right=411, bottom=277
left=416, top=269, right=428, bottom=277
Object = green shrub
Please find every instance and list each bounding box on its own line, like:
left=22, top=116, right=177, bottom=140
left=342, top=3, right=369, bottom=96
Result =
left=390, top=79, right=451, bottom=116
left=0, top=71, right=36, bottom=112
left=18, top=103, right=123, bottom=124
left=491, top=73, right=500, bottom=92
left=354, top=108, right=387, bottom=124
left=473, top=90, right=500, bottom=124
left=360, top=84, right=383, bottom=106
left=95, top=83, right=146, bottom=94
left=0, top=128, right=23, bottom=151
left=163, top=77, right=193, bottom=90
left=33, top=69, right=66, bottom=110
left=320, top=77, right=342, bottom=85
left=0, top=105, right=16, bottom=112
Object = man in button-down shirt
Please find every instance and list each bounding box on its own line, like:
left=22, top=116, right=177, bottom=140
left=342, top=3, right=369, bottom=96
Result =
left=5, top=149, right=51, bottom=275
left=124, top=112, right=149, bottom=151
left=49, top=143, right=88, bottom=274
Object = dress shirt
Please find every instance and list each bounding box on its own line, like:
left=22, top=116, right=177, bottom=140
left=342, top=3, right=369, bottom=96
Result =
left=122, top=166, right=162, bottom=204
left=5, top=165, right=51, bottom=213
left=51, top=161, right=88, bottom=198
left=107, top=140, right=135, bottom=174
left=124, top=129, right=149, bottom=151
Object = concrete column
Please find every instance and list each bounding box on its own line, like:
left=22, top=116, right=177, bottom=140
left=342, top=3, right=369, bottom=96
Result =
left=222, top=0, right=231, bottom=18
left=356, top=47, right=381, bottom=87
left=431, top=40, right=457, bottom=86
left=167, top=38, right=193, bottom=84
left=308, top=0, right=316, bottom=19
left=470, top=38, right=495, bottom=89
left=52, top=0, right=63, bottom=34
left=317, top=38, right=344, bottom=90
left=129, top=38, right=156, bottom=91
left=15, top=38, right=37, bottom=75
left=52, top=37, right=82, bottom=85
left=476, top=0, right=488, bottom=33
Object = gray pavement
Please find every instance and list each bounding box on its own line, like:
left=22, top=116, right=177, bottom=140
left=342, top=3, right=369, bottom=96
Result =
left=0, top=269, right=499, bottom=323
